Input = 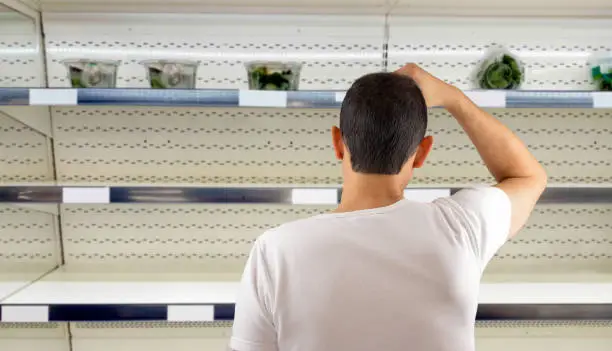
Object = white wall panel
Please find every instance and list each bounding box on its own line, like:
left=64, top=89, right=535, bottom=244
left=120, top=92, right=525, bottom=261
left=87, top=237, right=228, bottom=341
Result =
left=39, top=0, right=390, bottom=14
left=56, top=203, right=612, bottom=282
left=51, top=108, right=612, bottom=186
left=0, top=205, right=60, bottom=301
left=0, top=323, right=69, bottom=351
left=59, top=204, right=331, bottom=272
left=0, top=206, right=58, bottom=269
left=0, top=112, right=54, bottom=184
left=71, top=321, right=232, bottom=351
left=42, top=13, right=384, bottom=90
left=391, top=0, right=612, bottom=16
left=485, top=205, right=612, bottom=281
left=34, top=0, right=612, bottom=16
left=0, top=9, right=42, bottom=88
left=67, top=321, right=612, bottom=351
left=474, top=321, right=612, bottom=351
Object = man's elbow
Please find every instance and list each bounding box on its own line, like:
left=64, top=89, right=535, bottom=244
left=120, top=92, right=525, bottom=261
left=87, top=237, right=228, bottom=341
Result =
left=534, top=166, right=548, bottom=193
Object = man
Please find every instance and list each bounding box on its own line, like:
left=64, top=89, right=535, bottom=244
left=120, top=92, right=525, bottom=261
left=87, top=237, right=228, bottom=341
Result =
left=230, top=64, right=547, bottom=351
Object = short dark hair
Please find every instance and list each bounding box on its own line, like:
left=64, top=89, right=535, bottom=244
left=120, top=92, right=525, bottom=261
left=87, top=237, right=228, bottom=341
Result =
left=339, top=72, right=428, bottom=174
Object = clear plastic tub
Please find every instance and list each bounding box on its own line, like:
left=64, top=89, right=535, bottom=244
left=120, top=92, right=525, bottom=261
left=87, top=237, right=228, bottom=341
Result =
left=245, top=61, right=302, bottom=91
left=474, top=48, right=524, bottom=90
left=62, top=59, right=120, bottom=88
left=591, top=53, right=612, bottom=91
left=141, top=60, right=199, bottom=89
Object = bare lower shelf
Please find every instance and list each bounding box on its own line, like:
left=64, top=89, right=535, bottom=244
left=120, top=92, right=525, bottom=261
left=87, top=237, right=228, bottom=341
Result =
left=1, top=269, right=611, bottom=322
left=0, top=270, right=53, bottom=301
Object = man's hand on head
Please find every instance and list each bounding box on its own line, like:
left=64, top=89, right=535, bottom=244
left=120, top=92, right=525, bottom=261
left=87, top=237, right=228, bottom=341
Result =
left=394, top=63, right=462, bottom=109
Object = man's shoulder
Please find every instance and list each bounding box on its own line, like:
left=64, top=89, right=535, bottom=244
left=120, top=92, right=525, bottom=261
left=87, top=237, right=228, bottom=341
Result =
left=258, top=214, right=328, bottom=247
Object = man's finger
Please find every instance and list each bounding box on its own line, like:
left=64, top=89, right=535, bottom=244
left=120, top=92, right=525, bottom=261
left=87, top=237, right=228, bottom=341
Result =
left=395, top=63, right=421, bottom=78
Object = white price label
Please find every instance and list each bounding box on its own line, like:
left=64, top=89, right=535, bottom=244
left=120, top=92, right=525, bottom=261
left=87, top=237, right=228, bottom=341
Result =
left=239, top=90, right=287, bottom=107
left=464, top=91, right=506, bottom=108
left=292, top=189, right=338, bottom=205
left=30, top=89, right=77, bottom=105
left=62, top=187, right=110, bottom=204
left=1, top=306, right=49, bottom=322
left=167, top=305, right=214, bottom=322
left=592, top=92, right=612, bottom=108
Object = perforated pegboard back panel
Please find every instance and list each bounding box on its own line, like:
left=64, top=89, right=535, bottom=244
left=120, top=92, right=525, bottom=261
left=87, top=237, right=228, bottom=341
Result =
left=388, top=17, right=612, bottom=90
left=68, top=321, right=612, bottom=351
left=43, top=13, right=383, bottom=90
left=484, top=204, right=612, bottom=280
left=0, top=322, right=68, bottom=338
left=0, top=113, right=54, bottom=184
left=391, top=0, right=612, bottom=16
left=71, top=321, right=233, bottom=351
left=59, top=203, right=612, bottom=281
left=0, top=205, right=59, bottom=271
left=70, top=321, right=233, bottom=338
left=0, top=323, right=69, bottom=351
left=52, top=107, right=612, bottom=185
left=60, top=204, right=332, bottom=272
left=0, top=12, right=42, bottom=88
left=474, top=320, right=612, bottom=351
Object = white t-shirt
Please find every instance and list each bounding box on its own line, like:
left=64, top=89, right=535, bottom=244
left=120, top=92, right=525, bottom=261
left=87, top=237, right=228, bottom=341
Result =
left=231, top=187, right=511, bottom=351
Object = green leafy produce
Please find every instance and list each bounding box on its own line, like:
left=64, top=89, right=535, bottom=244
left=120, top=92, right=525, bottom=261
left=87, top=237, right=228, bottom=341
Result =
left=249, top=66, right=294, bottom=91
left=66, top=62, right=116, bottom=88
left=148, top=68, right=167, bottom=89
left=144, top=63, right=197, bottom=89
left=592, top=65, right=612, bottom=91
left=69, top=66, right=87, bottom=88
left=478, top=53, right=524, bottom=90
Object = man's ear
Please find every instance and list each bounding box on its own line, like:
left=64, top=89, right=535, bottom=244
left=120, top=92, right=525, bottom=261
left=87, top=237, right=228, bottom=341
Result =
left=413, top=135, right=433, bottom=168
left=331, top=126, right=344, bottom=160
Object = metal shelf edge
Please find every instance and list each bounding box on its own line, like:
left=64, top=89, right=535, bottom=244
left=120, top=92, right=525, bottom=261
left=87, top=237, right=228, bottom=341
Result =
left=1, top=303, right=610, bottom=322
left=0, top=186, right=610, bottom=204
left=1, top=88, right=612, bottom=108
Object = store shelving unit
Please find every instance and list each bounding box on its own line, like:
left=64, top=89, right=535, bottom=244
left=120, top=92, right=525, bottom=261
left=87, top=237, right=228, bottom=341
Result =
left=1, top=0, right=612, bottom=350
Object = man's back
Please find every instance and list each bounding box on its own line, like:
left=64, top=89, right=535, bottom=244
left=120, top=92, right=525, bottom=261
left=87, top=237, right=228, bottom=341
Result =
left=230, top=66, right=546, bottom=350
left=231, top=188, right=511, bottom=351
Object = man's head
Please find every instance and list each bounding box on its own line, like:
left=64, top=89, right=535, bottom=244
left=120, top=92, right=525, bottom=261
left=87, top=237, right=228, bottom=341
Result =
left=332, top=72, right=433, bottom=188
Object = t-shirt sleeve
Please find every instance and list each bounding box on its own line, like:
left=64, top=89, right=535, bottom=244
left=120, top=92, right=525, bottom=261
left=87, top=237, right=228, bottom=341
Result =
left=436, top=187, right=512, bottom=269
left=230, top=239, right=278, bottom=351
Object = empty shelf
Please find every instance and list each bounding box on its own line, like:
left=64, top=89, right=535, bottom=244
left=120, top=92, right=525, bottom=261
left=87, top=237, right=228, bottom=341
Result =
left=2, top=269, right=612, bottom=322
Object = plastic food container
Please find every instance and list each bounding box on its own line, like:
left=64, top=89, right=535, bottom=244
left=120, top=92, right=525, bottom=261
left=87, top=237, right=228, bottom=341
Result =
left=591, top=53, right=612, bottom=91
left=62, top=59, right=120, bottom=88
left=245, top=61, right=302, bottom=91
left=475, top=48, right=524, bottom=90
left=141, top=60, right=199, bottom=89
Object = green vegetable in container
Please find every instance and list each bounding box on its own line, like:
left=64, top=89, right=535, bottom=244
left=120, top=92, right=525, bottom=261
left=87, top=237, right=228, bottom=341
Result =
left=141, top=61, right=199, bottom=89
left=148, top=67, right=166, bottom=89
left=249, top=66, right=294, bottom=91
left=592, top=65, right=612, bottom=91
left=63, top=60, right=119, bottom=88
left=476, top=50, right=524, bottom=90
left=69, top=66, right=87, bottom=88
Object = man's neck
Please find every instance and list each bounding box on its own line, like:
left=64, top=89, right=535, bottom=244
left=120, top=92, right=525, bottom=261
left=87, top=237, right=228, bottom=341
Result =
left=335, top=175, right=405, bottom=213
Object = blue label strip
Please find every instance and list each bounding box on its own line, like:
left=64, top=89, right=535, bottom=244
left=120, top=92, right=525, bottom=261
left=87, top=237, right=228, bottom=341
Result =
left=48, top=304, right=167, bottom=321
left=0, top=88, right=29, bottom=105
left=77, top=89, right=240, bottom=107
left=2, top=303, right=610, bottom=322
